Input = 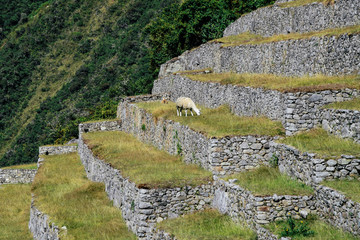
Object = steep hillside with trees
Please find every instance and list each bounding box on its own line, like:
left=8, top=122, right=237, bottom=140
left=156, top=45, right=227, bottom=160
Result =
left=0, top=0, right=274, bottom=167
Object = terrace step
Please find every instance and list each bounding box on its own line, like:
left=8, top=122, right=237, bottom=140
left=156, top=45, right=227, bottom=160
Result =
left=224, top=0, right=360, bottom=37
left=153, top=74, right=360, bottom=136
left=29, top=149, right=136, bottom=240
left=159, top=26, right=360, bottom=78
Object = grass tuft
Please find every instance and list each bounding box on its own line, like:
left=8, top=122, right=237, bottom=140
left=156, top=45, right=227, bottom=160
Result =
left=279, top=128, right=360, bottom=158
left=186, top=72, right=360, bottom=93
left=136, top=101, right=284, bottom=137
left=0, top=184, right=33, bottom=240
left=266, top=215, right=358, bottom=240
left=31, top=153, right=136, bottom=240
left=323, top=179, right=360, bottom=203
left=82, top=131, right=212, bottom=188
left=224, top=166, right=313, bottom=196
left=2, top=163, right=37, bottom=170
left=323, top=98, right=360, bottom=111
left=157, top=209, right=257, bottom=240
left=215, top=25, right=360, bottom=47
left=278, top=0, right=335, bottom=8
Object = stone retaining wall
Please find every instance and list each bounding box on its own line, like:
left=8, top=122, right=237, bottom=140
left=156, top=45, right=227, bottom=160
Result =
left=117, top=96, right=277, bottom=175
left=322, top=108, right=360, bottom=143
left=29, top=199, right=63, bottom=240
left=315, top=185, right=360, bottom=236
left=277, top=144, right=360, bottom=185
left=224, top=0, right=360, bottom=37
left=39, top=145, right=78, bottom=155
left=158, top=34, right=360, bottom=78
left=213, top=179, right=315, bottom=225
left=78, top=137, right=214, bottom=239
left=79, top=120, right=122, bottom=134
left=0, top=169, right=36, bottom=184
left=153, top=75, right=360, bottom=135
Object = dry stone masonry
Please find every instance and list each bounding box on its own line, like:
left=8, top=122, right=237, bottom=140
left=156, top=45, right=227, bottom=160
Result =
left=322, top=108, right=360, bottom=143
left=315, top=185, right=360, bottom=236
left=158, top=34, right=360, bottom=77
left=79, top=119, right=122, bottom=133
left=276, top=144, right=360, bottom=185
left=39, top=145, right=78, bottom=155
left=0, top=169, right=36, bottom=184
left=224, top=0, right=360, bottom=37
left=117, top=95, right=277, bottom=175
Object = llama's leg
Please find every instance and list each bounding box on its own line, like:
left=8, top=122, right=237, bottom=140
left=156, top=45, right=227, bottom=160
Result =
left=179, top=107, right=182, bottom=116
left=185, top=109, right=188, bottom=117
left=177, top=107, right=179, bottom=116
left=190, top=110, right=194, bottom=116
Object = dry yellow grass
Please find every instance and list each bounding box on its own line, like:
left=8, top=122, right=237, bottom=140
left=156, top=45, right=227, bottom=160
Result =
left=136, top=102, right=284, bottom=137
left=278, top=0, right=335, bottom=8
left=32, top=153, right=136, bottom=240
left=215, top=25, right=360, bottom=47
left=0, top=184, right=33, bottom=240
left=82, top=131, right=213, bottom=188
left=186, top=72, right=360, bottom=92
left=2, top=163, right=37, bottom=170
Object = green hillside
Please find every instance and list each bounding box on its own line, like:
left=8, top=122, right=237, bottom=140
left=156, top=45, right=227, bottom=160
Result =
left=0, top=0, right=274, bottom=167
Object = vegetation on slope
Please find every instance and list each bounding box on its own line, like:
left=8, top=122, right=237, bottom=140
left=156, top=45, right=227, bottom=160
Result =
left=323, top=179, right=360, bottom=203
left=186, top=73, right=360, bottom=93
left=136, top=102, right=284, bottom=137
left=0, top=184, right=33, bottom=240
left=2, top=163, right=37, bottom=169
left=82, top=131, right=212, bottom=188
left=32, top=152, right=136, bottom=239
left=279, top=128, right=360, bottom=158
left=323, top=98, right=360, bottom=111
left=0, top=0, right=275, bottom=167
left=224, top=166, right=313, bottom=196
left=157, top=209, right=257, bottom=240
left=266, top=215, right=358, bottom=240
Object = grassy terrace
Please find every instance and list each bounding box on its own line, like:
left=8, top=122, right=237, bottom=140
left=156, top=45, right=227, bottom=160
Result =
left=82, top=131, right=212, bottom=188
left=278, top=0, right=335, bottom=8
left=136, top=102, right=284, bottom=137
left=157, top=209, right=257, bottom=240
left=323, top=98, right=360, bottom=111
left=31, top=153, right=136, bottom=240
left=224, top=167, right=313, bottom=196
left=279, top=128, right=360, bottom=158
left=2, top=163, right=37, bottom=169
left=0, top=184, right=33, bottom=240
left=215, top=25, right=360, bottom=47
left=266, top=215, right=358, bottom=240
left=185, top=73, right=360, bottom=93
left=323, top=179, right=360, bottom=203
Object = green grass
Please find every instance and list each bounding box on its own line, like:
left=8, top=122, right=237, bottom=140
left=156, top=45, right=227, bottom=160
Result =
left=157, top=209, right=257, bottom=240
left=323, top=179, right=360, bottom=203
left=323, top=98, right=360, bottom=111
left=136, top=102, right=284, bottom=137
left=224, top=166, right=313, bottom=196
left=82, top=131, right=212, bottom=188
left=2, top=163, right=37, bottom=170
left=215, top=25, right=360, bottom=47
left=279, top=128, right=360, bottom=158
left=278, top=0, right=335, bottom=8
left=31, top=153, right=137, bottom=240
left=0, top=184, right=33, bottom=240
left=266, top=215, right=358, bottom=240
left=186, top=73, right=360, bottom=93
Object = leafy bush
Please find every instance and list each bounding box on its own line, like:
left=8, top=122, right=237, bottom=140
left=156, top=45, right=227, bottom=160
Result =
left=281, top=215, right=315, bottom=238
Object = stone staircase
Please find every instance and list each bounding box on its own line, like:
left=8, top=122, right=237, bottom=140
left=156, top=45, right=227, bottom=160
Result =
left=6, top=0, right=360, bottom=239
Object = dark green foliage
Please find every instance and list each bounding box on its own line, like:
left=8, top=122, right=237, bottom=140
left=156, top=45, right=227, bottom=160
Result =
left=146, top=0, right=275, bottom=75
left=281, top=215, right=315, bottom=238
left=1, top=0, right=274, bottom=167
